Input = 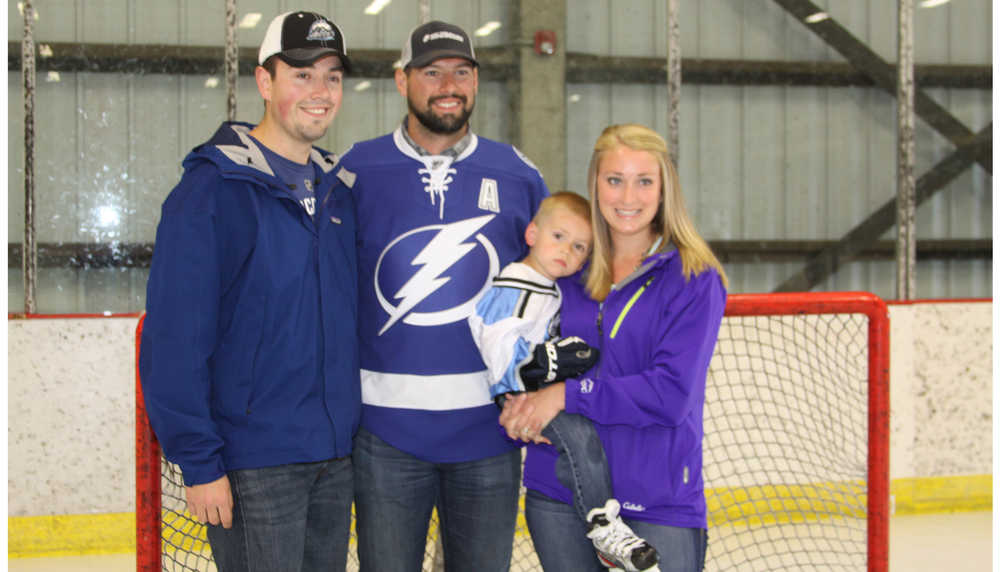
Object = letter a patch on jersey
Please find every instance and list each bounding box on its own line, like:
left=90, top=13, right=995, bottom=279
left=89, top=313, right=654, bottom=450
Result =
left=478, top=178, right=500, bottom=213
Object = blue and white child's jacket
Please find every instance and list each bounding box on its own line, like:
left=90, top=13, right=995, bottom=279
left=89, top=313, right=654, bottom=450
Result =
left=469, top=261, right=562, bottom=398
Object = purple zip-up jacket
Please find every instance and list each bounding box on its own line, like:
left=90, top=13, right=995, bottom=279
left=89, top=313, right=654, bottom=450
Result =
left=522, top=249, right=726, bottom=529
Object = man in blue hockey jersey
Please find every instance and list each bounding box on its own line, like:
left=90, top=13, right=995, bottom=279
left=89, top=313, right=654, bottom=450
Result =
left=337, top=20, right=549, bottom=572
left=139, top=11, right=359, bottom=572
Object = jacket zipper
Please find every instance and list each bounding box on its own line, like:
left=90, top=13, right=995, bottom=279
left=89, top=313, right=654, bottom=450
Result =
left=595, top=271, right=657, bottom=378
left=609, top=276, right=655, bottom=339
left=595, top=291, right=611, bottom=379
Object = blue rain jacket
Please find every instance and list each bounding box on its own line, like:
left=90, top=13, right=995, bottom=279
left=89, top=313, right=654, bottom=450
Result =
left=139, top=122, right=360, bottom=486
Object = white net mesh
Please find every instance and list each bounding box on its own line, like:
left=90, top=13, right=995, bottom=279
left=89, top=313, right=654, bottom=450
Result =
left=143, top=308, right=880, bottom=571
left=153, top=458, right=540, bottom=572
left=704, top=313, right=871, bottom=571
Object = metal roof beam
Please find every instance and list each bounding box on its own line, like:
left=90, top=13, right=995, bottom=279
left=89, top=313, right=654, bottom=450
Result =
left=8, top=42, right=990, bottom=89
left=772, top=0, right=991, bottom=174
left=9, top=236, right=991, bottom=270
left=773, top=122, right=992, bottom=292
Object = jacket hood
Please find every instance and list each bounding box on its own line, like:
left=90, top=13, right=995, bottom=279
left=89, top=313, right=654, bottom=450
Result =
left=569, top=244, right=680, bottom=293
left=183, top=122, right=340, bottom=188
left=624, top=247, right=677, bottom=287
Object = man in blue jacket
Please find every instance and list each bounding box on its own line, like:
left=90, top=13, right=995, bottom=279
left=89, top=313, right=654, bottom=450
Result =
left=139, top=11, right=359, bottom=572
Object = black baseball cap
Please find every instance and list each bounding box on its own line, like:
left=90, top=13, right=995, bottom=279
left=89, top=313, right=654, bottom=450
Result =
left=399, top=20, right=478, bottom=70
left=258, top=11, right=352, bottom=72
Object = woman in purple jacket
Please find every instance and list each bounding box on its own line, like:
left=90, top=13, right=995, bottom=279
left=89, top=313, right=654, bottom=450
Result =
left=500, top=123, right=728, bottom=572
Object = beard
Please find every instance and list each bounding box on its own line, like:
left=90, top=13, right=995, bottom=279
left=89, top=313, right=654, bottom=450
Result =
left=408, top=94, right=475, bottom=135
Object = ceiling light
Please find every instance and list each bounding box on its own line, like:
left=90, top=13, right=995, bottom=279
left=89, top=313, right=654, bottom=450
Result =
left=474, top=21, right=502, bottom=37
left=568, top=94, right=581, bottom=103
left=239, top=13, right=262, bottom=29
left=805, top=12, right=829, bottom=24
left=45, top=71, right=60, bottom=83
left=204, top=77, right=219, bottom=88
left=96, top=206, right=120, bottom=227
left=38, top=44, right=53, bottom=57
left=919, top=0, right=950, bottom=7
left=364, top=0, right=392, bottom=15
left=354, top=81, right=372, bottom=92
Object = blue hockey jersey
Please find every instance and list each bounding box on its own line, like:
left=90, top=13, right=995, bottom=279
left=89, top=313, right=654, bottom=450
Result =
left=340, top=126, right=549, bottom=462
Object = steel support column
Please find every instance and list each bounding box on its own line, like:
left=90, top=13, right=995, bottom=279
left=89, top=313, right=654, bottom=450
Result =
left=225, top=0, right=238, bottom=121
left=22, top=0, right=37, bottom=314
left=896, top=0, right=916, bottom=300
left=515, top=0, right=567, bottom=190
left=666, top=0, right=681, bottom=165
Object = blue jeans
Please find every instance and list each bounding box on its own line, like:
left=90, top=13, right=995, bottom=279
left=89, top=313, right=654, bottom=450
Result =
left=525, top=489, right=707, bottom=572
left=542, top=410, right=614, bottom=522
left=352, top=427, right=521, bottom=572
left=204, top=457, right=354, bottom=572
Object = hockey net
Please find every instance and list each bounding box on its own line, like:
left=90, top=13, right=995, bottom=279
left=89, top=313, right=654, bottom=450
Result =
left=136, top=292, right=888, bottom=571
left=702, top=292, right=888, bottom=571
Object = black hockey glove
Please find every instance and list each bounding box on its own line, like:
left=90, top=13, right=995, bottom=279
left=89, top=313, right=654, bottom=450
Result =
left=518, top=336, right=600, bottom=391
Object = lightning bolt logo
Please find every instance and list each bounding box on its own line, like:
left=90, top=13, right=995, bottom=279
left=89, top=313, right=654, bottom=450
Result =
left=375, top=215, right=499, bottom=335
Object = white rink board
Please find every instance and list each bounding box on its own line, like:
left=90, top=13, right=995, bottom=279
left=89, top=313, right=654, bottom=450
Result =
left=6, top=301, right=992, bottom=519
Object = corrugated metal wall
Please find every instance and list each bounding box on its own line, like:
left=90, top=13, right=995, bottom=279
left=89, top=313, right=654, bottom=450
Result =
left=7, top=0, right=992, bottom=312
left=6, top=0, right=512, bottom=312
left=563, top=0, right=991, bottom=295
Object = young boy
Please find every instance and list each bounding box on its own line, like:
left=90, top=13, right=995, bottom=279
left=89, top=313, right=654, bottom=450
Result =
left=469, top=192, right=660, bottom=572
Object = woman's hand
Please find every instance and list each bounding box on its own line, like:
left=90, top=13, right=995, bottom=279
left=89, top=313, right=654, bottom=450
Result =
left=499, top=384, right=567, bottom=444
left=499, top=393, right=538, bottom=442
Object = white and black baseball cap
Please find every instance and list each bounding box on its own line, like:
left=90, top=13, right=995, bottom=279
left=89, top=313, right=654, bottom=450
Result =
left=258, top=11, right=352, bottom=71
left=399, top=20, right=478, bottom=70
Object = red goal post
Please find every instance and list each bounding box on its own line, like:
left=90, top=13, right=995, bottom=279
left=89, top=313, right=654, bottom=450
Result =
left=136, top=291, right=889, bottom=572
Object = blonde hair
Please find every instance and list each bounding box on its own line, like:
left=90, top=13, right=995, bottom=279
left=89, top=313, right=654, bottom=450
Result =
left=584, top=123, right=728, bottom=301
left=533, top=190, right=591, bottom=226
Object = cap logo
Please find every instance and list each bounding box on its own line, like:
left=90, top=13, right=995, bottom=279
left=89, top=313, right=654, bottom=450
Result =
left=423, top=31, right=465, bottom=44
left=307, top=20, right=336, bottom=42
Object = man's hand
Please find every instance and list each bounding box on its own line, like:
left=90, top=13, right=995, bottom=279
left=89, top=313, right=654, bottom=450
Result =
left=185, top=475, right=234, bottom=529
